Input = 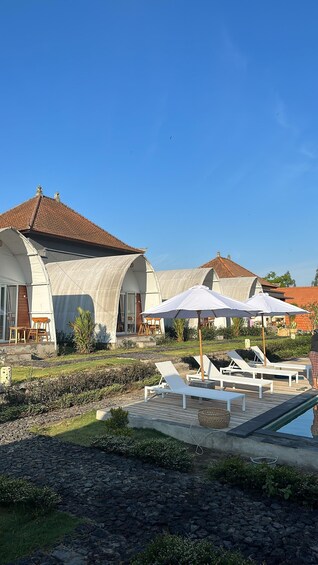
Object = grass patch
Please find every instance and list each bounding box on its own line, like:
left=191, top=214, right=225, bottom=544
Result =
left=32, top=410, right=167, bottom=446
left=0, top=506, right=80, bottom=564
left=32, top=410, right=106, bottom=446
left=12, top=357, right=136, bottom=384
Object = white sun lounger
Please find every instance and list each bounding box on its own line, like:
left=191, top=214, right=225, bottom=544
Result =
left=186, top=355, right=273, bottom=399
left=145, top=361, right=246, bottom=412
left=222, top=350, right=299, bottom=387
left=251, top=345, right=310, bottom=379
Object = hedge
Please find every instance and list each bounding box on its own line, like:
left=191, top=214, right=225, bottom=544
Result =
left=0, top=363, right=159, bottom=424
left=92, top=435, right=193, bottom=471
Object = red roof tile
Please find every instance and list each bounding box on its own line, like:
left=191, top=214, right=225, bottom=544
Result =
left=278, top=287, right=318, bottom=331
left=199, top=255, right=277, bottom=289
left=0, top=194, right=142, bottom=253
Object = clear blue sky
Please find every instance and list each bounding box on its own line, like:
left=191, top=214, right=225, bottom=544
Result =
left=1, top=1, right=317, bottom=285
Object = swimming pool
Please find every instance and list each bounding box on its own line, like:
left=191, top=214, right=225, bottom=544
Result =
left=265, top=396, right=318, bottom=440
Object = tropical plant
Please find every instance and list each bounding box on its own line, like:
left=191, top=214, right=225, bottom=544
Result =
left=232, top=317, right=244, bottom=337
left=173, top=319, right=185, bottom=342
left=69, top=307, right=96, bottom=353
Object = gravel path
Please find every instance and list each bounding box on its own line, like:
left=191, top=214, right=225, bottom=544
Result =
left=1, top=408, right=318, bottom=565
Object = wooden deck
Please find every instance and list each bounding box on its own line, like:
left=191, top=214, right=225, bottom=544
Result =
left=122, top=369, right=312, bottom=432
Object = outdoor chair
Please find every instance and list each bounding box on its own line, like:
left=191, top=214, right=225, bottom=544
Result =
left=27, top=317, right=50, bottom=343
left=251, top=345, right=310, bottom=379
left=145, top=361, right=246, bottom=412
left=187, top=355, right=273, bottom=399
left=222, top=350, right=299, bottom=387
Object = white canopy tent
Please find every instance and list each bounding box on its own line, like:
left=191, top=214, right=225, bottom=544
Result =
left=47, top=254, right=161, bottom=344
left=0, top=227, right=56, bottom=346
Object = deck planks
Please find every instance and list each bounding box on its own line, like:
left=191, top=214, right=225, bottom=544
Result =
left=122, top=372, right=312, bottom=431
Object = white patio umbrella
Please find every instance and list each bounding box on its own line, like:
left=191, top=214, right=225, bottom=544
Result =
left=142, top=285, right=259, bottom=380
left=245, top=292, right=308, bottom=365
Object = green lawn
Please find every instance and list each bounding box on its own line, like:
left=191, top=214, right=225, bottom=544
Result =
left=0, top=507, right=80, bottom=564
left=12, top=356, right=136, bottom=384
left=32, top=410, right=165, bottom=446
left=11, top=334, right=277, bottom=384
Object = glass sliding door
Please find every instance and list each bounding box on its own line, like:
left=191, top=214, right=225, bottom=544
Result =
left=127, top=293, right=136, bottom=334
left=116, top=292, right=137, bottom=334
left=0, top=285, right=18, bottom=342
left=0, top=286, right=5, bottom=341
left=6, top=286, right=17, bottom=340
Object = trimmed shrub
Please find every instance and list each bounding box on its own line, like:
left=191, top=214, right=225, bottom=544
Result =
left=0, top=363, right=158, bottom=424
left=208, top=456, right=318, bottom=507
left=0, top=475, right=61, bottom=515
left=132, top=438, right=192, bottom=471
left=104, top=407, right=131, bottom=435
left=92, top=435, right=193, bottom=471
left=131, top=534, right=253, bottom=565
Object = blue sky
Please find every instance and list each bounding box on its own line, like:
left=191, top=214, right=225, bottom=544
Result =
left=1, top=1, right=317, bottom=285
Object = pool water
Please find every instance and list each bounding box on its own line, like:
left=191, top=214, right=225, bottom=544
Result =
left=267, top=397, right=318, bottom=440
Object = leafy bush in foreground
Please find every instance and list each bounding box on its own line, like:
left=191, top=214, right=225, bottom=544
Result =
left=131, top=534, right=253, bottom=565
left=208, top=456, right=318, bottom=507
left=0, top=475, right=61, bottom=515
left=92, top=435, right=193, bottom=471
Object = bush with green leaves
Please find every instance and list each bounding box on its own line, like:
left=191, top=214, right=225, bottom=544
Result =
left=131, top=534, right=253, bottom=565
left=0, top=363, right=158, bottom=423
left=201, top=326, right=216, bottom=340
left=104, top=407, right=131, bottom=435
left=92, top=435, right=193, bottom=471
left=0, top=475, right=61, bottom=515
left=216, top=326, right=234, bottom=339
left=69, top=306, right=96, bottom=354
left=266, top=335, right=311, bottom=361
left=208, top=456, right=318, bottom=507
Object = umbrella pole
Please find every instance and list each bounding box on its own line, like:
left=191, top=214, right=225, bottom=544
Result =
left=198, top=311, right=205, bottom=381
left=261, top=314, right=267, bottom=366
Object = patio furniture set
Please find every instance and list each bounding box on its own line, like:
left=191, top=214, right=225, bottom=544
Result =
left=144, top=350, right=307, bottom=418
left=8, top=317, right=50, bottom=344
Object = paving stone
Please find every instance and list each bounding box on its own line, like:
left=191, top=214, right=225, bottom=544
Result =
left=1, top=413, right=318, bottom=564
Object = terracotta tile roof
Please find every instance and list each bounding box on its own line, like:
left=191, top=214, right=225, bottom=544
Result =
left=278, top=287, right=318, bottom=331
left=0, top=194, right=142, bottom=253
left=199, top=255, right=277, bottom=289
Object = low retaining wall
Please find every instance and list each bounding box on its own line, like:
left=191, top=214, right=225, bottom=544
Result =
left=98, top=410, right=318, bottom=473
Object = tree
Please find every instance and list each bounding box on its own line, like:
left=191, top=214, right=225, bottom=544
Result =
left=312, top=268, right=318, bottom=286
left=264, top=271, right=296, bottom=287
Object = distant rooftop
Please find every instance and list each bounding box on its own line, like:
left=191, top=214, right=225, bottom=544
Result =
left=0, top=187, right=143, bottom=253
left=199, top=252, right=279, bottom=290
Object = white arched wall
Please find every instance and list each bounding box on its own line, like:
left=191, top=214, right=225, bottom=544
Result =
left=47, top=254, right=161, bottom=344
left=0, top=228, right=56, bottom=346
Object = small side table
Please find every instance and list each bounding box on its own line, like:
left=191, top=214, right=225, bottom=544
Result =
left=187, top=376, right=216, bottom=389
left=9, top=326, right=27, bottom=344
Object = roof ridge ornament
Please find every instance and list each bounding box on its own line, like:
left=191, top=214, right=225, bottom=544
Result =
left=36, top=185, right=43, bottom=196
